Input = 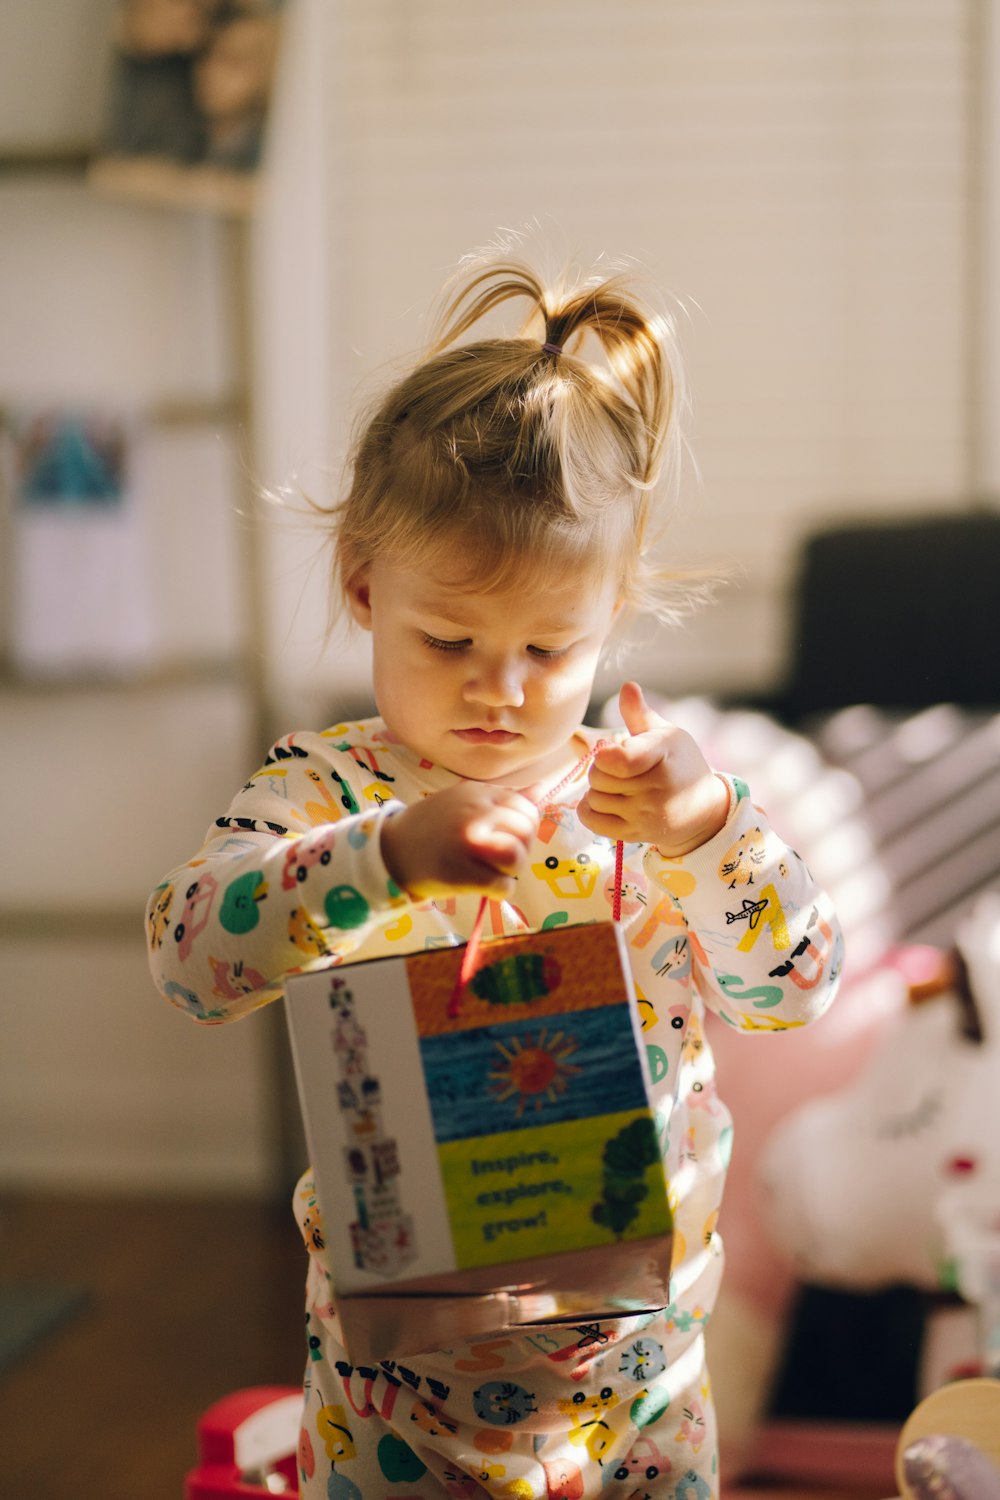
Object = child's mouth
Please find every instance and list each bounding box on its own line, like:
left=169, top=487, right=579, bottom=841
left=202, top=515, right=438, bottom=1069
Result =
left=455, top=728, right=520, bottom=745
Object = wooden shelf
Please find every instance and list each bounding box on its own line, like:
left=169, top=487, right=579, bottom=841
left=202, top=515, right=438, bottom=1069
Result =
left=0, top=147, right=258, bottom=220
left=0, top=144, right=94, bottom=176
left=149, top=395, right=246, bottom=427
left=88, top=154, right=257, bottom=218
left=0, top=397, right=244, bottom=430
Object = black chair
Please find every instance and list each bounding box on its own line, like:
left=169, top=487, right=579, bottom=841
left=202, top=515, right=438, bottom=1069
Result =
left=771, top=510, right=1000, bottom=721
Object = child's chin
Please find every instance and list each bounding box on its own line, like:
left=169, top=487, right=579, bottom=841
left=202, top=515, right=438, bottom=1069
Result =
left=454, top=756, right=528, bottom=785
left=448, top=745, right=535, bottom=784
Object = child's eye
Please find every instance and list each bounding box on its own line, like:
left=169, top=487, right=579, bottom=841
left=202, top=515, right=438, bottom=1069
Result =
left=528, top=644, right=569, bottom=660
left=423, top=634, right=470, bottom=653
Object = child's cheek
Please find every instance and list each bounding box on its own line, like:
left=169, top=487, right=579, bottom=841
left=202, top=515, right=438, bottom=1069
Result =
left=541, top=656, right=600, bottom=712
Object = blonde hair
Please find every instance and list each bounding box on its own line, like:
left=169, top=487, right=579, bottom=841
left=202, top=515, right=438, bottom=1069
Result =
left=332, top=253, right=692, bottom=620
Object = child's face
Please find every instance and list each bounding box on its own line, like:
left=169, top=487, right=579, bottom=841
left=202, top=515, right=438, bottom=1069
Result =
left=347, top=553, right=621, bottom=787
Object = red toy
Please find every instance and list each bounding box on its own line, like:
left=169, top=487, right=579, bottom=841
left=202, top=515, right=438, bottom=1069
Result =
left=186, top=1386, right=302, bottom=1499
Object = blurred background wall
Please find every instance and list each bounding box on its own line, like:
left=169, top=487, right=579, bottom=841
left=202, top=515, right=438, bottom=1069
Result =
left=1, top=0, right=997, bottom=1197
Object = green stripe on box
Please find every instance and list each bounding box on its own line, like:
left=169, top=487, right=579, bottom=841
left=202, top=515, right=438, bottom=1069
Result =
left=440, top=1111, right=672, bottom=1270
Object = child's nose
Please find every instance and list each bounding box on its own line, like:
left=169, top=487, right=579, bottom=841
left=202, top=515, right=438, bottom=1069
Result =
left=464, top=655, right=525, bottom=708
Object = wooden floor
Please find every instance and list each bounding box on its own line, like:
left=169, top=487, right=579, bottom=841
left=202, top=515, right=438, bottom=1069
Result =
left=1, top=1194, right=305, bottom=1500
left=0, top=1195, right=895, bottom=1500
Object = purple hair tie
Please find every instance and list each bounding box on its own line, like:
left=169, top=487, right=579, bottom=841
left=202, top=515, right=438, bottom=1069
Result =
left=541, top=341, right=562, bottom=357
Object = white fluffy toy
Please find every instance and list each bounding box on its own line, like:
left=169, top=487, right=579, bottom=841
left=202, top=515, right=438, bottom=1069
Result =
left=759, top=893, right=1000, bottom=1362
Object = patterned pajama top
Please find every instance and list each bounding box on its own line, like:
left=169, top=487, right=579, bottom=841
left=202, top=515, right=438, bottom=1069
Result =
left=146, top=717, right=841, bottom=1500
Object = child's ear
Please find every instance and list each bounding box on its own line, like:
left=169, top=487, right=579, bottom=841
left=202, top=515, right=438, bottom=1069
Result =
left=345, top=567, right=373, bottom=630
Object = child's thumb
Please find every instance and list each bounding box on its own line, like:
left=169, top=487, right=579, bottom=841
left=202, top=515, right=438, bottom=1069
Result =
left=618, top=680, right=661, bottom=737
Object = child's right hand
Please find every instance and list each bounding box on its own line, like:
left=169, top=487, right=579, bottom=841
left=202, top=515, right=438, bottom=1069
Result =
left=379, top=782, right=540, bottom=902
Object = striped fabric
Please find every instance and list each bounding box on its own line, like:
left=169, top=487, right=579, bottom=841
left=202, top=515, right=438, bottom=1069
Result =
left=810, top=704, right=1000, bottom=952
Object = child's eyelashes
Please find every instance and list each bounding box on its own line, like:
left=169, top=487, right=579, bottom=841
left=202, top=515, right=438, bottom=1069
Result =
left=420, top=634, right=569, bottom=661
left=423, top=634, right=469, bottom=653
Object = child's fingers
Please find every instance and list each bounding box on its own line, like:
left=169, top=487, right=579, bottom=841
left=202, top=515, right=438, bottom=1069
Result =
left=427, top=831, right=523, bottom=893
left=589, top=741, right=663, bottom=787
left=592, top=716, right=706, bottom=786
left=500, top=793, right=542, bottom=838
left=466, top=827, right=524, bottom=866
left=464, top=816, right=534, bottom=874
left=575, top=794, right=628, bottom=841
left=502, top=784, right=545, bottom=813
left=470, top=810, right=539, bottom=858
left=477, top=788, right=540, bottom=838
left=583, top=785, right=636, bottom=819
left=446, top=860, right=519, bottom=900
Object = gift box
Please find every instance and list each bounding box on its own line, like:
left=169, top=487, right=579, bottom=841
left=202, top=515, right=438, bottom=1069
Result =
left=284, top=921, right=673, bottom=1360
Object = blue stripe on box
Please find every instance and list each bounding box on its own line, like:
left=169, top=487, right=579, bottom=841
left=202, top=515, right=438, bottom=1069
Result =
left=419, top=1003, right=648, bottom=1143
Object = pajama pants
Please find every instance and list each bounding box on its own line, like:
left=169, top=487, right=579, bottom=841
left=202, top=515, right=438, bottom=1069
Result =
left=295, top=1253, right=722, bottom=1500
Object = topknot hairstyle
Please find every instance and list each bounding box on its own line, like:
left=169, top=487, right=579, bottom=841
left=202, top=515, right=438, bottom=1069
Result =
left=332, top=251, right=691, bottom=621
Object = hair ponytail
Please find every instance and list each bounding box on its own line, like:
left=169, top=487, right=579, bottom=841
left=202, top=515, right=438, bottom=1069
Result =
left=333, top=249, right=696, bottom=623
left=428, top=258, right=674, bottom=493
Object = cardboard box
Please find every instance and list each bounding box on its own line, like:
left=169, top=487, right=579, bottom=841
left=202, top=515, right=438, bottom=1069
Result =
left=284, top=921, right=672, bottom=1359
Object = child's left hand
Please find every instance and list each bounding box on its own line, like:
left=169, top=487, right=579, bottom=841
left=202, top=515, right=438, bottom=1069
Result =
left=577, top=681, right=730, bottom=857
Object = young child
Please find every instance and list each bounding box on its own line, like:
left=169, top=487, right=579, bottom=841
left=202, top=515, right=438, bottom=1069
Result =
left=147, top=253, right=842, bottom=1500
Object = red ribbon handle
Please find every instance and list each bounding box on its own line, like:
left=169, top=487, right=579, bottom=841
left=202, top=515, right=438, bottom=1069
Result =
left=448, top=741, right=624, bottom=1018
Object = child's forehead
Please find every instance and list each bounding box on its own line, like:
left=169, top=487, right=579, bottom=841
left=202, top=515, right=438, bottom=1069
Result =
left=387, top=553, right=617, bottom=625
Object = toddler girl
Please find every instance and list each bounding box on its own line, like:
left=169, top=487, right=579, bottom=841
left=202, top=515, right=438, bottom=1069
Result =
left=147, top=253, right=842, bottom=1500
